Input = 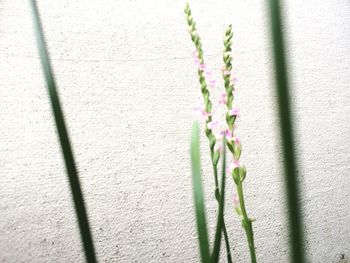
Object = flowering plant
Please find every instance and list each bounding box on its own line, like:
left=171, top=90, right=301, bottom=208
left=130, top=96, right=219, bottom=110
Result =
left=185, top=3, right=257, bottom=263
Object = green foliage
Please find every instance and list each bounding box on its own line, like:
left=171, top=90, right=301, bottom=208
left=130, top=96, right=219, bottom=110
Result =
left=29, top=1, right=96, bottom=262
left=267, top=0, right=305, bottom=262
left=190, top=123, right=210, bottom=263
left=190, top=123, right=228, bottom=263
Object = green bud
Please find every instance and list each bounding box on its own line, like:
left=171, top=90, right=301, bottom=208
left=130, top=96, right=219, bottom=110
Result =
left=234, top=143, right=242, bottom=159
left=227, top=141, right=234, bottom=153
left=184, top=2, right=190, bottom=12
left=213, top=151, right=220, bottom=166
left=223, top=52, right=230, bottom=63
left=239, top=165, right=247, bottom=182
left=232, top=167, right=240, bottom=184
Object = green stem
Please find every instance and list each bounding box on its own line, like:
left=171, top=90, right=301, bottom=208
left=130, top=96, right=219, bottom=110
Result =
left=213, top=164, right=233, bottom=263
left=221, top=24, right=256, bottom=263
left=237, top=182, right=256, bottom=263
left=222, top=224, right=233, bottom=263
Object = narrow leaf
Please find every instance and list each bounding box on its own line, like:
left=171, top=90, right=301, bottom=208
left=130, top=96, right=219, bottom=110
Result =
left=267, top=0, right=305, bottom=262
left=191, top=122, right=210, bottom=263
left=29, top=1, right=97, bottom=262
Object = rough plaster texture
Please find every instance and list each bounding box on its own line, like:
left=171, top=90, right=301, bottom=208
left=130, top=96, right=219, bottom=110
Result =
left=0, top=0, right=349, bottom=262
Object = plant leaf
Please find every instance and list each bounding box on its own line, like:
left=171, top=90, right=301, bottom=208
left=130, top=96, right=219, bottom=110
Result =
left=267, top=0, right=305, bottom=262
left=29, top=1, right=96, bottom=262
left=191, top=122, right=210, bottom=263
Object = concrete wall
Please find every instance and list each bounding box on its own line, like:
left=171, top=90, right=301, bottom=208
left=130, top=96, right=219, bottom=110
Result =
left=1, top=0, right=349, bottom=262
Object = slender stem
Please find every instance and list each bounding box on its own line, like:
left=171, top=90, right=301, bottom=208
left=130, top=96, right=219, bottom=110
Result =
left=236, top=182, right=256, bottom=263
left=213, top=164, right=233, bottom=263
left=222, top=224, right=233, bottom=263
left=221, top=25, right=257, bottom=262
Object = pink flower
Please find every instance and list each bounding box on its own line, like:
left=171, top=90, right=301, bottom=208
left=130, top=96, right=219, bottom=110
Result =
left=225, top=129, right=233, bottom=141
left=232, top=193, right=240, bottom=208
left=230, top=75, right=238, bottom=84
left=192, top=51, right=201, bottom=67
left=192, top=103, right=204, bottom=112
left=194, top=57, right=200, bottom=66
left=233, top=135, right=240, bottom=145
left=214, top=141, right=223, bottom=153
left=229, top=160, right=240, bottom=173
left=229, top=108, right=240, bottom=117
left=207, top=120, right=219, bottom=130
left=223, top=70, right=231, bottom=76
left=201, top=110, right=211, bottom=121
left=214, top=130, right=224, bottom=140
left=193, top=103, right=211, bottom=121
left=204, top=68, right=213, bottom=77
left=219, top=92, right=227, bottom=105
left=208, top=79, right=217, bottom=88
left=198, top=63, right=207, bottom=71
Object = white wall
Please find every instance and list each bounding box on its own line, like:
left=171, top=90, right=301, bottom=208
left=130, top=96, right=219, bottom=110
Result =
left=1, top=0, right=349, bottom=262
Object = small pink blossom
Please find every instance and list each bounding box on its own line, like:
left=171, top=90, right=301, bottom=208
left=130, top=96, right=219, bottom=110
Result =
left=192, top=51, right=201, bottom=67
left=233, top=135, right=240, bottom=145
left=219, top=92, right=227, bottom=105
left=214, top=130, right=225, bottom=140
left=194, top=57, right=200, bottom=66
left=198, top=63, right=207, bottom=71
left=192, top=103, right=204, bottom=112
left=214, top=141, right=223, bottom=153
left=223, top=70, right=231, bottom=76
left=229, top=108, right=240, bottom=117
left=229, top=160, right=240, bottom=173
left=204, top=68, right=212, bottom=77
left=207, top=120, right=219, bottom=130
left=201, top=110, right=211, bottom=121
left=232, top=193, right=240, bottom=208
left=193, top=104, right=211, bottom=121
left=230, top=75, right=238, bottom=84
left=208, top=79, right=217, bottom=88
left=225, top=129, right=233, bottom=141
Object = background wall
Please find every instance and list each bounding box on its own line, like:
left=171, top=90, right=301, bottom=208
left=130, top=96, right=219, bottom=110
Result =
left=0, top=0, right=349, bottom=262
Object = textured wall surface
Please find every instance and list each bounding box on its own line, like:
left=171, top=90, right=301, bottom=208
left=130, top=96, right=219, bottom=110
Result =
left=0, top=0, right=349, bottom=262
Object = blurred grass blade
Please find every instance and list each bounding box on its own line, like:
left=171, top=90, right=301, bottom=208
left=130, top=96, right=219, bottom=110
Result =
left=211, top=138, right=226, bottom=263
left=29, top=1, right=97, bottom=262
left=191, top=122, right=210, bottom=263
left=267, top=0, right=305, bottom=262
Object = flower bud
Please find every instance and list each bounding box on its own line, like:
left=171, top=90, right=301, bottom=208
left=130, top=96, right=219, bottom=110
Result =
left=229, top=108, right=240, bottom=117
left=239, top=165, right=247, bottom=182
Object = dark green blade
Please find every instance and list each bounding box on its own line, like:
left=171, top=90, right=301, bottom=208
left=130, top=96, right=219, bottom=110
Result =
left=29, top=1, right=97, bottom=262
left=211, top=138, right=226, bottom=263
left=191, top=122, right=210, bottom=263
left=267, top=0, right=305, bottom=262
